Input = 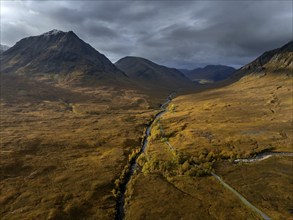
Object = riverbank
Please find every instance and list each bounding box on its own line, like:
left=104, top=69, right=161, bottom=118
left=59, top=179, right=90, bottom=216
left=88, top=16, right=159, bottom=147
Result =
left=114, top=93, right=175, bottom=220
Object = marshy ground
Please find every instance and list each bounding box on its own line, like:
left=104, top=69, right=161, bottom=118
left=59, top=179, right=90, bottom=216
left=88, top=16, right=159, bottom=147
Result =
left=123, top=73, right=292, bottom=220
left=0, top=75, right=165, bottom=219
left=1, top=73, right=292, bottom=220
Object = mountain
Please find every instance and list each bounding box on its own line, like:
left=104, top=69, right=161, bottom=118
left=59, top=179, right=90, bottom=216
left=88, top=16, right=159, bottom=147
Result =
left=115, top=56, right=194, bottom=90
left=181, top=65, right=236, bottom=83
left=0, top=30, right=127, bottom=84
left=236, top=40, right=293, bottom=76
left=0, top=44, right=10, bottom=53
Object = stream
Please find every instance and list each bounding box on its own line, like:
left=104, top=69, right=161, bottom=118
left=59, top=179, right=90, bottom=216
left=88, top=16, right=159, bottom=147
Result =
left=234, top=152, right=293, bottom=163
left=115, top=92, right=175, bottom=220
left=157, top=119, right=275, bottom=220
left=114, top=94, right=289, bottom=220
left=163, top=138, right=273, bottom=219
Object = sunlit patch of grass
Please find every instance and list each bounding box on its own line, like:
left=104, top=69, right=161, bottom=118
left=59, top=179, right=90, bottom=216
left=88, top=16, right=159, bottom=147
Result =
left=147, top=73, right=292, bottom=219
left=122, top=73, right=292, bottom=219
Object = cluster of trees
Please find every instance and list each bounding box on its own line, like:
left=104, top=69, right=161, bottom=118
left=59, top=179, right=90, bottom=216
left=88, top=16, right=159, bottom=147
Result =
left=112, top=148, right=141, bottom=198
left=149, top=120, right=164, bottom=142
left=112, top=164, right=128, bottom=198
left=191, top=146, right=273, bottom=164
left=137, top=150, right=213, bottom=178
left=137, top=143, right=275, bottom=180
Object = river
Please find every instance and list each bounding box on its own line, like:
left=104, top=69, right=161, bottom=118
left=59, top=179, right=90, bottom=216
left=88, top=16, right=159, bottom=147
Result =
left=115, top=93, right=175, bottom=220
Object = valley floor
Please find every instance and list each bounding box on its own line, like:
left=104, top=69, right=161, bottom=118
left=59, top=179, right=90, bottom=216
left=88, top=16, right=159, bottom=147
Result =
left=0, top=75, right=165, bottom=219
left=1, top=73, right=292, bottom=220
left=123, top=73, right=293, bottom=220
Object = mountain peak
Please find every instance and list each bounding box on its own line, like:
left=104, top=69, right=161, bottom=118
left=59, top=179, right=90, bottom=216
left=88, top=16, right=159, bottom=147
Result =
left=0, top=29, right=127, bottom=83
left=41, top=29, right=66, bottom=37
left=37, top=30, right=78, bottom=40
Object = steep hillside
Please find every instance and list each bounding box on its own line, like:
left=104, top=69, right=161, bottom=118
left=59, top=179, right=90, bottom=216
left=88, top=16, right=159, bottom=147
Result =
left=116, top=56, right=194, bottom=91
left=0, top=30, right=127, bottom=85
left=181, top=65, right=236, bottom=83
left=234, top=40, right=293, bottom=77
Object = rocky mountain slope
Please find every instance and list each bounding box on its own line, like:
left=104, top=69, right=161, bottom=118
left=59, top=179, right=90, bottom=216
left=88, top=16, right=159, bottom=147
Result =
left=0, top=30, right=127, bottom=84
left=235, top=40, right=293, bottom=77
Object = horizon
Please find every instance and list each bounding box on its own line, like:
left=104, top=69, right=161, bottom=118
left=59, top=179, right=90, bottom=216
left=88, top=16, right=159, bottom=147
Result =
left=1, top=1, right=292, bottom=69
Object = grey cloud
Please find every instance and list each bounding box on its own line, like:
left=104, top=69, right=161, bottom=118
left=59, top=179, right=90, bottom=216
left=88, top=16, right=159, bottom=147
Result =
left=1, top=0, right=292, bottom=69
left=81, top=21, right=119, bottom=39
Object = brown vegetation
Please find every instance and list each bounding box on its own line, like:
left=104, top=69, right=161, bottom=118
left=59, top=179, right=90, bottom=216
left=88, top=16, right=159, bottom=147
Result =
left=0, top=74, right=164, bottom=219
left=121, top=72, right=292, bottom=219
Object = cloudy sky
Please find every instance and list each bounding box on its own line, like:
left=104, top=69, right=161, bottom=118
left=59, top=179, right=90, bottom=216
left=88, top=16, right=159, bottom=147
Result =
left=1, top=0, right=292, bottom=69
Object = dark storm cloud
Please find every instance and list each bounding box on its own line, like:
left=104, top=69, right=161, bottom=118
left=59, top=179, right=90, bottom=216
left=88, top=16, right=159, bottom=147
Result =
left=1, top=0, right=292, bottom=69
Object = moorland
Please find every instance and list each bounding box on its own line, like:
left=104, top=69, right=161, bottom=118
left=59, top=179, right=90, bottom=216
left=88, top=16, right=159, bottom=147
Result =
left=0, top=30, right=292, bottom=220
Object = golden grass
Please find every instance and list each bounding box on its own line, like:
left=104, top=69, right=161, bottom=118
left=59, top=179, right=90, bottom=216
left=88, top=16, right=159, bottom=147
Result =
left=1, top=72, right=292, bottom=219
left=215, top=157, right=293, bottom=220
left=0, top=74, right=164, bottom=219
left=124, top=173, right=260, bottom=220
left=161, top=74, right=292, bottom=157
left=136, top=73, right=292, bottom=219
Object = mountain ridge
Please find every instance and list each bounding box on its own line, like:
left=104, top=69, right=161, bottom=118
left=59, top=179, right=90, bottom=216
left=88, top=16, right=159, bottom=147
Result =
left=115, top=56, right=194, bottom=90
left=0, top=44, right=10, bottom=53
left=0, top=30, right=127, bottom=84
left=234, top=41, right=293, bottom=77
left=180, top=65, right=236, bottom=83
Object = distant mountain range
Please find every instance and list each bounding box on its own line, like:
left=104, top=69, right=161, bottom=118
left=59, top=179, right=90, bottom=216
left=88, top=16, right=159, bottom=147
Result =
left=0, top=30, right=194, bottom=90
left=180, top=65, right=236, bottom=83
left=116, top=56, right=193, bottom=90
left=1, top=29, right=292, bottom=90
left=0, top=44, right=10, bottom=53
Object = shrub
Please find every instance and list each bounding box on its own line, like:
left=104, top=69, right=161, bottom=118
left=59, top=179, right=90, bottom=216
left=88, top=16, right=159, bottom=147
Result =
left=161, top=137, right=168, bottom=143
left=181, top=160, right=190, bottom=173
left=137, top=154, right=147, bottom=167
left=176, top=152, right=188, bottom=164
left=150, top=124, right=162, bottom=140
left=160, top=160, right=178, bottom=175
left=169, top=104, right=176, bottom=112
left=196, top=169, right=208, bottom=177
left=185, top=167, right=199, bottom=177
left=206, top=152, right=215, bottom=162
